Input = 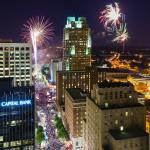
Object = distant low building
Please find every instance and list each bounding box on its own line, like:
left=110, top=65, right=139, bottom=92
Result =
left=128, top=75, right=150, bottom=99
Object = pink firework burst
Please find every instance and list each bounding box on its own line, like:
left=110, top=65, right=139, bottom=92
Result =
left=99, top=2, right=122, bottom=29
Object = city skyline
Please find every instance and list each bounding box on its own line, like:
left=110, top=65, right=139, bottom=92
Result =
left=0, top=0, right=150, bottom=47
left=0, top=1, right=150, bottom=149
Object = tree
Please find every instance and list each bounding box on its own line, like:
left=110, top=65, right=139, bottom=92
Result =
left=37, top=126, right=44, bottom=133
left=54, top=116, right=63, bottom=129
left=59, top=127, right=68, bottom=139
left=36, top=126, right=45, bottom=145
left=54, top=115, right=69, bottom=139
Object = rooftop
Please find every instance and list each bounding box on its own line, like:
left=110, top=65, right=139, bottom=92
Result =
left=67, top=17, right=86, bottom=22
left=0, top=43, right=31, bottom=46
left=57, top=70, right=85, bottom=74
left=109, top=128, right=148, bottom=140
left=100, top=103, right=143, bottom=110
left=65, top=17, right=88, bottom=29
left=0, top=78, right=34, bottom=93
left=98, top=81, right=133, bottom=88
left=96, top=67, right=134, bottom=73
left=0, top=86, right=34, bottom=94
left=0, top=77, right=13, bottom=82
left=0, top=39, right=12, bottom=43
left=0, top=77, right=13, bottom=91
left=88, top=96, right=143, bottom=110
left=66, top=88, right=87, bottom=102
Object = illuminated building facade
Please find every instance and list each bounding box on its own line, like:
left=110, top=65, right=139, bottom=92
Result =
left=146, top=110, right=150, bottom=134
left=65, top=88, right=86, bottom=150
left=0, top=78, right=35, bottom=149
left=56, top=67, right=134, bottom=110
left=84, top=81, right=148, bottom=150
left=63, top=17, right=91, bottom=70
left=128, top=75, right=150, bottom=99
left=0, top=43, right=32, bottom=86
left=56, top=70, right=90, bottom=108
left=86, top=66, right=135, bottom=83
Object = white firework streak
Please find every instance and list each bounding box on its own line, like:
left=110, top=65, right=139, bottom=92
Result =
left=22, top=16, right=54, bottom=72
left=113, top=23, right=129, bottom=43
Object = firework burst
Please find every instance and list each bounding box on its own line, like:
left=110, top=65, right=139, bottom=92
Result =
left=22, top=16, right=54, bottom=73
left=99, top=2, right=122, bottom=29
left=113, top=23, right=129, bottom=43
left=113, top=23, right=129, bottom=53
left=22, top=16, right=54, bottom=44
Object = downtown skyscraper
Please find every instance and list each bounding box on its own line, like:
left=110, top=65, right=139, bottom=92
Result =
left=63, top=17, right=91, bottom=70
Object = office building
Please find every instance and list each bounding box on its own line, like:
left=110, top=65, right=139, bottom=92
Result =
left=56, top=67, right=134, bottom=110
left=63, top=17, right=91, bottom=70
left=0, top=43, right=32, bottom=86
left=65, top=88, right=86, bottom=150
left=84, top=81, right=148, bottom=150
left=86, top=66, right=135, bottom=83
left=56, top=70, right=90, bottom=108
left=50, top=58, right=62, bottom=83
left=0, top=78, right=35, bottom=149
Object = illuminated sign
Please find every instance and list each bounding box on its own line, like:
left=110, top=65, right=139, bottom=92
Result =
left=1, top=100, right=31, bottom=107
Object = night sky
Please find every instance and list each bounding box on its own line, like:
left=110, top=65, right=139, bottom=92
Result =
left=0, top=0, right=150, bottom=47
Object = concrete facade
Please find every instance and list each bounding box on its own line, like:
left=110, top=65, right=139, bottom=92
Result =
left=84, top=81, right=148, bottom=150
left=65, top=88, right=86, bottom=150
left=0, top=43, right=32, bottom=86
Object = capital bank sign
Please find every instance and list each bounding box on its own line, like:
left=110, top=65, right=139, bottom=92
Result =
left=1, top=100, right=31, bottom=107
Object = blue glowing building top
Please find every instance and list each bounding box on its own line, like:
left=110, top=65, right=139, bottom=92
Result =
left=65, top=17, right=88, bottom=29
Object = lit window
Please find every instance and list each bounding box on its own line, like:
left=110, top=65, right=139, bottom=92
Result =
left=120, top=126, right=124, bottom=131
left=3, top=142, right=9, bottom=148
left=125, top=112, right=128, bottom=117
left=70, top=46, right=75, bottom=55
left=16, top=140, right=21, bottom=145
left=0, top=136, right=3, bottom=142
left=10, top=141, right=16, bottom=147
left=129, top=95, right=132, bottom=99
left=105, top=103, right=109, bottom=108
left=11, top=120, right=16, bottom=126
left=115, top=120, right=118, bottom=125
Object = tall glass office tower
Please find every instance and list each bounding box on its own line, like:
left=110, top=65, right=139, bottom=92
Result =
left=63, top=17, right=91, bottom=70
left=0, top=78, right=35, bottom=150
